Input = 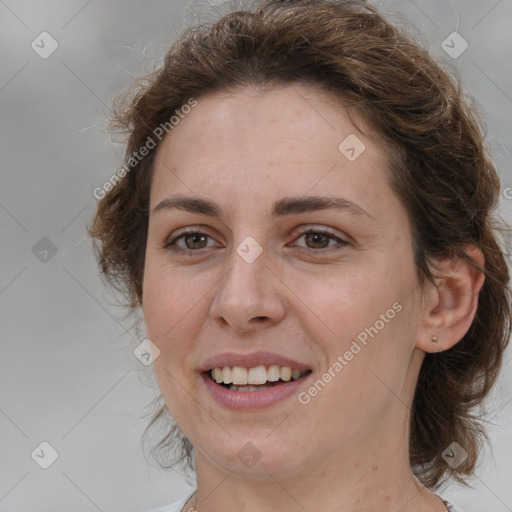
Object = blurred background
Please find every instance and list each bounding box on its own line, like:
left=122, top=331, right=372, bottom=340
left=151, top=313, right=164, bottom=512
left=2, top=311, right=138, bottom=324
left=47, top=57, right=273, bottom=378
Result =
left=1, top=1, right=511, bottom=510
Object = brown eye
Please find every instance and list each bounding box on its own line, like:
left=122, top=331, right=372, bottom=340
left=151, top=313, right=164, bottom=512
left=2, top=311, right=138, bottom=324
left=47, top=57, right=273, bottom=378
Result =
left=303, top=232, right=331, bottom=249
left=292, top=228, right=348, bottom=254
left=180, top=233, right=209, bottom=250
left=164, top=229, right=219, bottom=255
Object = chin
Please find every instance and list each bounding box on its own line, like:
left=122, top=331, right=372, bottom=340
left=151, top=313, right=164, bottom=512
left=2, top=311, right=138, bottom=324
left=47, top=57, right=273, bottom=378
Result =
left=199, top=436, right=310, bottom=478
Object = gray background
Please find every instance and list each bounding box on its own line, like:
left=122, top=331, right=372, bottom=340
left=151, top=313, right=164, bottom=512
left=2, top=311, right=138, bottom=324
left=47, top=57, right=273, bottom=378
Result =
left=1, top=1, right=511, bottom=511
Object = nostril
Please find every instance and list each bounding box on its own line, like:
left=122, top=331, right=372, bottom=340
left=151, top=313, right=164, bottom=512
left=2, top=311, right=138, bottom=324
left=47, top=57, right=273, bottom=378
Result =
left=251, top=316, right=269, bottom=324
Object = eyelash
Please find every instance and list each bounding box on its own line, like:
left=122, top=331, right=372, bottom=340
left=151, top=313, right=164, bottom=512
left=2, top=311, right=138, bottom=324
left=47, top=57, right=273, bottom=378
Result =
left=163, top=227, right=348, bottom=256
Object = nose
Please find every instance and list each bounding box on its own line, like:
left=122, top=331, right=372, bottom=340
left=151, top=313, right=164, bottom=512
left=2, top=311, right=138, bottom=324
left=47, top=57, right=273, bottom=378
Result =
left=209, top=245, right=286, bottom=333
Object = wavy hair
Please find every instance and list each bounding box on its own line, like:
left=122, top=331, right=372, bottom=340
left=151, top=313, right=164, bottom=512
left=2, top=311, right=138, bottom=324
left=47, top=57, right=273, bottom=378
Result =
left=88, top=0, right=512, bottom=488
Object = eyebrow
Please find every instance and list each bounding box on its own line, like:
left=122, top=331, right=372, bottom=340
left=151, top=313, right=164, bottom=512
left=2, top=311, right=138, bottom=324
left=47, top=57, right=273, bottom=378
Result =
left=152, top=195, right=376, bottom=222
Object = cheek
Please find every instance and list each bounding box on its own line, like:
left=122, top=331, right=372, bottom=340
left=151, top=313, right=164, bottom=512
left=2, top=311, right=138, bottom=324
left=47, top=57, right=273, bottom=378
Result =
left=297, top=255, right=418, bottom=387
left=142, top=263, right=209, bottom=410
left=142, top=260, right=208, bottom=351
left=281, top=261, right=401, bottom=345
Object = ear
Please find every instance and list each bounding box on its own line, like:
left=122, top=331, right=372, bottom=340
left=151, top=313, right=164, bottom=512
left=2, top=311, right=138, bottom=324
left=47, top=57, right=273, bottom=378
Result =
left=416, top=246, right=485, bottom=353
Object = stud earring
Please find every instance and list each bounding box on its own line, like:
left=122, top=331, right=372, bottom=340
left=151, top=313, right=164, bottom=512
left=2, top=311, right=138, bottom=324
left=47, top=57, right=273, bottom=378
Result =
left=431, top=335, right=439, bottom=343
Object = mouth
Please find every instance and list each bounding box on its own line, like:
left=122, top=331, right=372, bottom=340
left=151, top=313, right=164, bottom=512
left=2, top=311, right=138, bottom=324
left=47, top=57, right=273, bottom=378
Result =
left=199, top=351, right=313, bottom=409
left=205, top=365, right=312, bottom=392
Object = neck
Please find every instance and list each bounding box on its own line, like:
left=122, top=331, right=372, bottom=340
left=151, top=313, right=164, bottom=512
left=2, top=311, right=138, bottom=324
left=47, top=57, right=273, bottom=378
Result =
left=186, top=400, right=446, bottom=512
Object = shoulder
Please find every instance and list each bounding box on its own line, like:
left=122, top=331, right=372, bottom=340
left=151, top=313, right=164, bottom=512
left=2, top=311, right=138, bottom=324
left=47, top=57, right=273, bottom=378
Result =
left=148, top=493, right=467, bottom=512
left=443, top=499, right=466, bottom=512
left=146, top=491, right=196, bottom=512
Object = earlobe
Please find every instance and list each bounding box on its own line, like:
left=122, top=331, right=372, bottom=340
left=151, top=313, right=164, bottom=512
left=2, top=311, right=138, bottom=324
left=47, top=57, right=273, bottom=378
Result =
left=428, top=333, right=444, bottom=353
left=417, top=246, right=485, bottom=354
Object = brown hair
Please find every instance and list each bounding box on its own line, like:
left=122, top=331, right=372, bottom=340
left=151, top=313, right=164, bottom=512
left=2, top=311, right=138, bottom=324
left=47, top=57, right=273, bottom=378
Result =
left=89, top=0, right=512, bottom=489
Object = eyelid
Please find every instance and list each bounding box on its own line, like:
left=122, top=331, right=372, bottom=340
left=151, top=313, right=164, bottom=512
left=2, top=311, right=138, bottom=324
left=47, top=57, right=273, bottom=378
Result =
left=290, top=225, right=349, bottom=251
left=166, top=225, right=217, bottom=239
left=162, top=225, right=218, bottom=254
left=163, top=224, right=349, bottom=255
left=293, top=224, right=347, bottom=241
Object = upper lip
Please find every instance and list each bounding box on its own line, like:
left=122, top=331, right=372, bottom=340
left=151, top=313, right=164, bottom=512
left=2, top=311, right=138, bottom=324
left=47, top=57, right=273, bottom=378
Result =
left=199, top=351, right=311, bottom=372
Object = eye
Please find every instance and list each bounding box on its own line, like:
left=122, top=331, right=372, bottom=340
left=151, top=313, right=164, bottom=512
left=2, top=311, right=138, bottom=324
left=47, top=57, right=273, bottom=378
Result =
left=163, top=226, right=348, bottom=256
left=163, top=228, right=220, bottom=255
left=291, top=227, right=348, bottom=254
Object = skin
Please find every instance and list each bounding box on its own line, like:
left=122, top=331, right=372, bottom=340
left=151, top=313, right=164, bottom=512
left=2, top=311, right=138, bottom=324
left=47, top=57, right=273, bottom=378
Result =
left=142, top=83, right=484, bottom=512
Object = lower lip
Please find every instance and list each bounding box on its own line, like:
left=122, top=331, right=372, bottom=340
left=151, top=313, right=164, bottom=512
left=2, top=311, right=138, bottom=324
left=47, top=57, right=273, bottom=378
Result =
left=201, top=372, right=311, bottom=410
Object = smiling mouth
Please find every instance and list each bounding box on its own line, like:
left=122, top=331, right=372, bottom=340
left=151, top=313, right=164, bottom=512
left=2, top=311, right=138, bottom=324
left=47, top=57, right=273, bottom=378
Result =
left=207, top=365, right=312, bottom=392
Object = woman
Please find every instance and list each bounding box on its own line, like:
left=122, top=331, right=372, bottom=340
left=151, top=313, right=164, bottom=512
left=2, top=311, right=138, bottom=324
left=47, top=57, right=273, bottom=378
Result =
left=89, top=1, right=511, bottom=511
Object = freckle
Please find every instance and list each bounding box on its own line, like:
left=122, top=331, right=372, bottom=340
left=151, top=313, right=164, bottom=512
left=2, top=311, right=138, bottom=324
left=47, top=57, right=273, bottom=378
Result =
left=372, top=464, right=378, bottom=471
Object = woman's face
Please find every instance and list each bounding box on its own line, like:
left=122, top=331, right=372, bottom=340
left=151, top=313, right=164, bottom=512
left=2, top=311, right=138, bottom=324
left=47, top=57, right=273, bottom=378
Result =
left=143, top=84, right=427, bottom=479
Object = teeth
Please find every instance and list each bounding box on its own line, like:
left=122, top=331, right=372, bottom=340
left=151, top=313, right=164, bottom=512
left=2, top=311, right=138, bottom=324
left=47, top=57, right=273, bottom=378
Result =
left=230, top=385, right=272, bottom=392
left=213, top=368, right=223, bottom=383
left=209, top=365, right=309, bottom=386
left=280, top=366, right=292, bottom=382
left=248, top=365, right=267, bottom=385
left=222, top=366, right=232, bottom=384
left=267, top=365, right=280, bottom=382
left=232, top=366, right=248, bottom=385
left=291, top=368, right=302, bottom=380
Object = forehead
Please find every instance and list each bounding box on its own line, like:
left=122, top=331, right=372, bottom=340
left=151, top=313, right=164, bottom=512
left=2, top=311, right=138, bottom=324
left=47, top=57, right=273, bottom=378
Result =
left=150, top=83, right=391, bottom=212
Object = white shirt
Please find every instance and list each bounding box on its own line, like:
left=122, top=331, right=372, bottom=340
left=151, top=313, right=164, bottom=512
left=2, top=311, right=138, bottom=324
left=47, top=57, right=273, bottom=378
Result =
left=148, top=491, right=195, bottom=512
left=444, top=500, right=465, bottom=512
left=148, top=492, right=465, bottom=512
